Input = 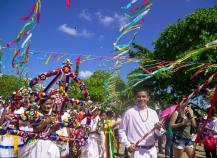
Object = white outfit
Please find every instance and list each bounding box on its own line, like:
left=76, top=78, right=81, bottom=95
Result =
left=119, top=105, right=160, bottom=158
left=80, top=115, right=102, bottom=158
left=56, top=112, right=70, bottom=158
left=18, top=139, right=60, bottom=158
left=18, top=110, right=60, bottom=158
left=0, top=107, right=25, bottom=158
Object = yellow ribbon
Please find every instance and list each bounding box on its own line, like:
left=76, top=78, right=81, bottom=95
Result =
left=13, top=136, right=19, bottom=155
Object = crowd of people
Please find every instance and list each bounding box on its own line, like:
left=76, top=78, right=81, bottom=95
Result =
left=0, top=88, right=216, bottom=158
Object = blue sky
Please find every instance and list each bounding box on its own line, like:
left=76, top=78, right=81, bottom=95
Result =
left=0, top=0, right=216, bottom=82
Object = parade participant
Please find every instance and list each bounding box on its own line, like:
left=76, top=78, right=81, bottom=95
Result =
left=164, top=118, right=174, bottom=158
left=0, top=93, right=26, bottom=158
left=203, top=113, right=217, bottom=158
left=170, top=99, right=196, bottom=158
left=119, top=89, right=163, bottom=158
left=155, top=101, right=164, bottom=154
left=56, top=101, right=71, bottom=158
left=19, top=98, right=60, bottom=158
left=99, top=110, right=116, bottom=158
left=80, top=106, right=102, bottom=158
left=111, top=111, right=121, bottom=156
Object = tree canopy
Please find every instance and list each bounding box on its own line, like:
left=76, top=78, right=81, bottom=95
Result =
left=68, top=70, right=111, bottom=102
left=0, top=74, right=21, bottom=98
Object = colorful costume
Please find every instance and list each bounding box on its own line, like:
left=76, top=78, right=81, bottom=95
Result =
left=80, top=115, right=102, bottom=158
left=0, top=107, right=25, bottom=158
left=18, top=110, right=60, bottom=158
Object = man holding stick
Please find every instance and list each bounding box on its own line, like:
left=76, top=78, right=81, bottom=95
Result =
left=119, top=89, right=163, bottom=158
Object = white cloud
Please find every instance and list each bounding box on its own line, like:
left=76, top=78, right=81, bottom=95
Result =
left=95, top=12, right=128, bottom=27
left=79, top=70, right=93, bottom=79
left=58, top=24, right=94, bottom=38
left=95, top=12, right=114, bottom=26
left=114, top=13, right=128, bottom=26
left=79, top=9, right=92, bottom=21
left=58, top=24, right=77, bottom=35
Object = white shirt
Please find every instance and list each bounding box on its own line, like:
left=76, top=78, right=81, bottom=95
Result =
left=82, top=115, right=101, bottom=139
left=119, top=105, right=159, bottom=148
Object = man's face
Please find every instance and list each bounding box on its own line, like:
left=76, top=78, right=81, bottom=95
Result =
left=41, top=99, right=53, bottom=114
left=100, top=113, right=107, bottom=120
left=93, top=109, right=99, bottom=117
left=136, top=91, right=149, bottom=107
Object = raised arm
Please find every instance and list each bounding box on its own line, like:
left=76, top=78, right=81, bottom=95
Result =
left=170, top=111, right=184, bottom=129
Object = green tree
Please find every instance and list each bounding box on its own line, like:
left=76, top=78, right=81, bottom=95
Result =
left=0, top=75, right=21, bottom=98
left=102, top=74, right=130, bottom=112
left=68, top=70, right=111, bottom=102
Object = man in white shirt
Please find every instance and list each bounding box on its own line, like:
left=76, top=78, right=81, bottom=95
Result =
left=119, top=89, right=163, bottom=158
left=80, top=107, right=103, bottom=158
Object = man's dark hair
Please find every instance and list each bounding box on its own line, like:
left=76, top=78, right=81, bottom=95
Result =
left=134, top=88, right=149, bottom=96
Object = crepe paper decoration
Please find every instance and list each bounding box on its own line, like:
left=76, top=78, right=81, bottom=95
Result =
left=12, top=49, right=20, bottom=68
left=45, top=54, right=52, bottom=64
left=113, top=0, right=152, bottom=65
left=206, top=39, right=217, bottom=47
left=131, top=0, right=150, bottom=13
left=105, top=127, right=115, bottom=158
left=120, top=8, right=151, bottom=33
left=80, top=55, right=92, bottom=64
left=114, top=33, right=137, bottom=52
left=4, top=0, right=41, bottom=73
left=5, top=40, right=17, bottom=47
left=66, top=0, right=71, bottom=8
left=19, top=2, right=37, bottom=21
left=21, top=33, right=32, bottom=48
left=182, top=71, right=217, bottom=105
left=57, top=54, right=66, bottom=61
left=75, top=56, right=81, bottom=64
left=16, top=21, right=34, bottom=44
left=19, top=43, right=30, bottom=65
left=75, top=56, right=81, bottom=75
left=30, top=59, right=90, bottom=101
left=112, top=50, right=129, bottom=59
left=135, top=43, right=217, bottom=82
left=122, top=0, right=139, bottom=9
left=115, top=19, right=143, bottom=45
left=174, top=49, right=206, bottom=67
left=0, top=127, right=88, bottom=143
left=126, top=3, right=152, bottom=19
left=191, top=64, right=211, bottom=79
left=172, top=63, right=191, bottom=72
left=139, top=65, right=152, bottom=74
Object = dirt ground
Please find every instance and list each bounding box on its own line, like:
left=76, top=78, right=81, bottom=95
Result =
left=115, top=143, right=206, bottom=158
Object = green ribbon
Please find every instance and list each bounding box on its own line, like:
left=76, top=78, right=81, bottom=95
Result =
left=106, top=128, right=115, bottom=158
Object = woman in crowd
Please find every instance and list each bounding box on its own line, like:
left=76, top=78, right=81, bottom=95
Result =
left=170, top=98, right=196, bottom=158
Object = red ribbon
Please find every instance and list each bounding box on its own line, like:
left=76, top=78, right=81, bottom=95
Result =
left=19, top=3, right=36, bottom=21
left=66, top=0, right=70, bottom=8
